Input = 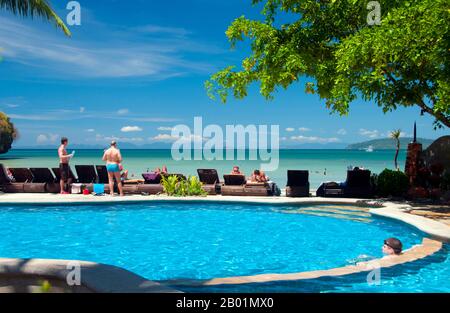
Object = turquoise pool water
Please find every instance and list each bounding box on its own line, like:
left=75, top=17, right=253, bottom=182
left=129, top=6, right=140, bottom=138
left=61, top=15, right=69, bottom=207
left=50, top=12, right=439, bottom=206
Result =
left=0, top=202, right=446, bottom=292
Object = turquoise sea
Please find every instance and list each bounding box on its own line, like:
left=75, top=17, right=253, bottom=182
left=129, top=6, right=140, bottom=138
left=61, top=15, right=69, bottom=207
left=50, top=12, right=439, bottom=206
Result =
left=0, top=149, right=406, bottom=188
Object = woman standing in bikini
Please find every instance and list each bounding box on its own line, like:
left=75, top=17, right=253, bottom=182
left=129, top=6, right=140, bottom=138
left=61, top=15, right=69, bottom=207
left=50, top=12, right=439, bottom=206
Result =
left=102, top=141, right=124, bottom=196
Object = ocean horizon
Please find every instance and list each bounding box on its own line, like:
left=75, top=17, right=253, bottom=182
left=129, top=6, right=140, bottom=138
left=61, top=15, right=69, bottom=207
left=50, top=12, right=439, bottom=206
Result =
left=1, top=149, right=406, bottom=188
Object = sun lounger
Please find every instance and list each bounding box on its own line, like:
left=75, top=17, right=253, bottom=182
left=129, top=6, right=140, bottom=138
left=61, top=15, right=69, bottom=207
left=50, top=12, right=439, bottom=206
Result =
left=197, top=169, right=221, bottom=195
left=142, top=172, right=161, bottom=184
left=316, top=169, right=373, bottom=198
left=0, top=164, right=25, bottom=193
left=9, top=168, right=46, bottom=193
left=95, top=165, right=109, bottom=184
left=52, top=166, right=77, bottom=183
left=221, top=175, right=270, bottom=196
left=344, top=169, right=373, bottom=198
left=75, top=165, right=98, bottom=184
left=30, top=168, right=60, bottom=193
left=286, top=170, right=310, bottom=197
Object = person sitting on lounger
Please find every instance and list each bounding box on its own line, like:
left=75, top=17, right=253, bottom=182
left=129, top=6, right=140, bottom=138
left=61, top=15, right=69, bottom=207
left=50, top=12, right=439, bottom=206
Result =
left=119, top=164, right=129, bottom=181
left=102, top=141, right=124, bottom=197
left=154, top=166, right=168, bottom=174
left=5, top=167, right=15, bottom=182
left=248, top=170, right=267, bottom=183
left=230, top=166, right=243, bottom=175
left=382, top=238, right=403, bottom=256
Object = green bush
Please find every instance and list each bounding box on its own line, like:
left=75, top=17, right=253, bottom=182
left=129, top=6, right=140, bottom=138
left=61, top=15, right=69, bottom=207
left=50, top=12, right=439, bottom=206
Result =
left=161, top=175, right=179, bottom=196
left=161, top=175, right=207, bottom=197
left=0, top=112, right=17, bottom=154
left=376, top=169, right=409, bottom=197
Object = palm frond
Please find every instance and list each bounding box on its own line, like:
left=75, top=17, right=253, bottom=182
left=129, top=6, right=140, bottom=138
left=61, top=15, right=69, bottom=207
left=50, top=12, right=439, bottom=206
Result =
left=0, top=0, right=71, bottom=36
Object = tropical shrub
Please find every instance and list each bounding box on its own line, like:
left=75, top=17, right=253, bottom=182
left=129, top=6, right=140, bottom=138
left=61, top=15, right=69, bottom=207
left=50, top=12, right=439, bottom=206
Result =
left=161, top=175, right=179, bottom=196
left=186, top=176, right=207, bottom=196
left=161, top=175, right=207, bottom=197
left=0, top=112, right=18, bottom=154
left=376, top=169, right=409, bottom=197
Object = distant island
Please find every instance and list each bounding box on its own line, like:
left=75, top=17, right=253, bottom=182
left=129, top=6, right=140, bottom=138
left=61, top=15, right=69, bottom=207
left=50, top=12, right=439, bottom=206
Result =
left=346, top=137, right=434, bottom=150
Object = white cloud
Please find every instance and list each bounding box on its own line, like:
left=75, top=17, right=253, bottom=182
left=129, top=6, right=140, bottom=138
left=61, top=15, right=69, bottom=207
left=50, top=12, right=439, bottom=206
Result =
left=359, top=129, right=380, bottom=138
left=290, top=135, right=340, bottom=144
left=86, top=129, right=95, bottom=132
left=337, top=128, right=347, bottom=135
left=80, top=107, right=85, bottom=113
left=5, top=103, right=20, bottom=108
left=0, top=18, right=217, bottom=79
left=149, top=133, right=204, bottom=143
left=8, top=114, right=60, bottom=121
left=36, top=133, right=59, bottom=144
left=133, top=25, right=191, bottom=37
left=157, top=126, right=174, bottom=131
left=285, top=127, right=295, bottom=132
left=121, top=126, right=143, bottom=132
left=117, top=109, right=129, bottom=115
left=298, top=127, right=311, bottom=132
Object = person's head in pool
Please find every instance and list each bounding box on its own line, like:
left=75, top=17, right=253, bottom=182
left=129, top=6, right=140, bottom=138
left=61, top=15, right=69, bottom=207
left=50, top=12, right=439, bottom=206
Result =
left=382, top=238, right=403, bottom=256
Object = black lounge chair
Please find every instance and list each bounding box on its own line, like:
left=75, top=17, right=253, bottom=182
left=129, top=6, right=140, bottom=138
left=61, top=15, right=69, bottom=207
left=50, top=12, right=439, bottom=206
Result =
left=75, top=165, right=98, bottom=184
left=30, top=168, right=60, bottom=193
left=286, top=170, right=310, bottom=197
left=52, top=166, right=77, bottom=183
left=344, top=169, right=373, bottom=198
left=0, top=164, right=25, bottom=193
left=9, top=168, right=33, bottom=183
left=316, top=169, right=373, bottom=198
left=96, top=165, right=109, bottom=184
left=197, top=169, right=221, bottom=195
left=9, top=168, right=46, bottom=193
left=221, top=174, right=270, bottom=197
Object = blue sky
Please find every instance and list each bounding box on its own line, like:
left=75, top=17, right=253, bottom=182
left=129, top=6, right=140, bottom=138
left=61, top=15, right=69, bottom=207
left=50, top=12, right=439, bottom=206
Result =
left=0, top=0, right=448, bottom=148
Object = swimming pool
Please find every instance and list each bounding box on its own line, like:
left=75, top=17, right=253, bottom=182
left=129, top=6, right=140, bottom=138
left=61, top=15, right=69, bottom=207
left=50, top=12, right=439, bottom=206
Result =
left=0, top=202, right=447, bottom=292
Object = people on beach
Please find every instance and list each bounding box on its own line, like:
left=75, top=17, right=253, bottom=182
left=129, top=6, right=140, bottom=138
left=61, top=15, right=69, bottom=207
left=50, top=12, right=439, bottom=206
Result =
left=102, top=141, right=124, bottom=197
left=382, top=238, right=403, bottom=256
left=154, top=166, right=168, bottom=174
left=5, top=167, right=15, bottom=182
left=58, top=137, right=74, bottom=194
left=119, top=164, right=129, bottom=181
left=231, top=166, right=243, bottom=175
left=248, top=169, right=268, bottom=183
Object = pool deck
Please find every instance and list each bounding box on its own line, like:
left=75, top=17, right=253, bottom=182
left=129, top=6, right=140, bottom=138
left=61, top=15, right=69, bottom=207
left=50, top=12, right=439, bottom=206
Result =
left=1, top=193, right=449, bottom=293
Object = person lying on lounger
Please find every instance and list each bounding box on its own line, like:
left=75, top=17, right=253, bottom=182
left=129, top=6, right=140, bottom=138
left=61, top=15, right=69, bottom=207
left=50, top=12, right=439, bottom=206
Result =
left=119, top=164, right=129, bottom=181
left=230, top=166, right=243, bottom=175
left=154, top=166, right=168, bottom=174
left=248, top=170, right=268, bottom=183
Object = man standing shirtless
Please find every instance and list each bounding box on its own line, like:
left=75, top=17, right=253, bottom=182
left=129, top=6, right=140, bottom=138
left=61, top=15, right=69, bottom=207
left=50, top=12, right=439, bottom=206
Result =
left=58, top=137, right=74, bottom=194
left=102, top=141, right=124, bottom=196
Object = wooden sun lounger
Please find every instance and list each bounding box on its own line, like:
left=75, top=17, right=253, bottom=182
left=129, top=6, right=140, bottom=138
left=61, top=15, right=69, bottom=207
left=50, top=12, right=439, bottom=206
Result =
left=221, top=175, right=271, bottom=197
left=286, top=170, right=310, bottom=197
left=8, top=168, right=46, bottom=193
left=0, top=164, right=25, bottom=193
left=197, top=169, right=221, bottom=195
left=30, top=168, right=61, bottom=193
